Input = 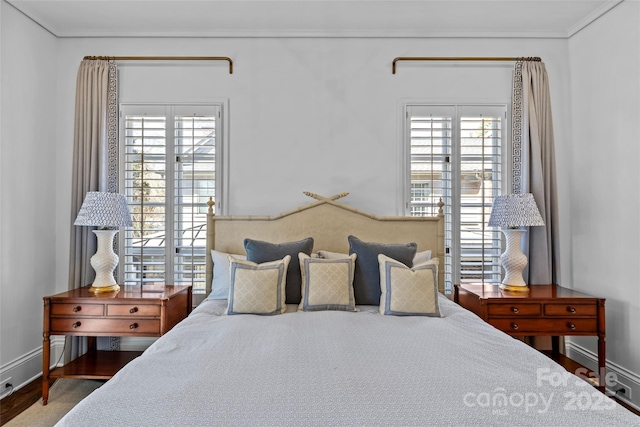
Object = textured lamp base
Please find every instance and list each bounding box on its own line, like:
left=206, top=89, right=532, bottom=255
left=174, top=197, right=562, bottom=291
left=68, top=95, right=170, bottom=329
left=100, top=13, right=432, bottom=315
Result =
left=89, top=230, right=121, bottom=294
left=499, top=228, right=529, bottom=292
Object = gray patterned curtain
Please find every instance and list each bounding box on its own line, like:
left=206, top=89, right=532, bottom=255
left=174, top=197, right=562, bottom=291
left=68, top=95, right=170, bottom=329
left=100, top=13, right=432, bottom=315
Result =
left=511, top=60, right=559, bottom=285
left=67, top=59, right=118, bottom=360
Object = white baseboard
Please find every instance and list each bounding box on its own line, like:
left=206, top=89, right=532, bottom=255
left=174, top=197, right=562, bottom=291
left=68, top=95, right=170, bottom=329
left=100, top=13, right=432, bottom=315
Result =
left=0, top=337, right=65, bottom=397
left=566, top=341, right=640, bottom=411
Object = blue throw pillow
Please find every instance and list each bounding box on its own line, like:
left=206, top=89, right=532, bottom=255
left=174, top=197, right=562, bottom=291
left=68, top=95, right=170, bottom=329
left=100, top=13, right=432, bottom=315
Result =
left=348, top=235, right=417, bottom=305
left=244, top=237, right=314, bottom=304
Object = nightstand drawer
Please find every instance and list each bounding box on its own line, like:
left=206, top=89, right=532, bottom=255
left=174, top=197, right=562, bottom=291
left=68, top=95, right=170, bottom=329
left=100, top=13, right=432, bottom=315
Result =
left=50, top=303, right=105, bottom=316
left=107, top=304, right=161, bottom=317
left=50, top=318, right=160, bottom=334
left=489, top=318, right=598, bottom=333
left=488, top=303, right=541, bottom=316
left=544, top=303, right=597, bottom=316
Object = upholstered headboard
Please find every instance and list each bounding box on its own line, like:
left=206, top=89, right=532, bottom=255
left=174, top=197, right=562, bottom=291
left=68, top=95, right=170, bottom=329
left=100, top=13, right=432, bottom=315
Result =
left=205, top=192, right=445, bottom=293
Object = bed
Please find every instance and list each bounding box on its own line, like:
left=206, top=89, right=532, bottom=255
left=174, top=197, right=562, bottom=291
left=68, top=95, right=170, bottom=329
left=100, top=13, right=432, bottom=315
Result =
left=56, top=193, right=639, bottom=426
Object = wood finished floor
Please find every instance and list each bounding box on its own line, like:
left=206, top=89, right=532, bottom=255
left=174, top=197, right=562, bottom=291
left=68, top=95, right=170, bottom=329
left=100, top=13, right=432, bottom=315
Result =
left=1, top=372, right=638, bottom=425
left=0, top=378, right=54, bottom=426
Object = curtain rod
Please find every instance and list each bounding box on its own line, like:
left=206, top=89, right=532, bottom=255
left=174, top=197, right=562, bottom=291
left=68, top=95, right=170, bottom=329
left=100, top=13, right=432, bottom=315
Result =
left=392, top=56, right=541, bottom=74
left=83, top=56, right=233, bottom=74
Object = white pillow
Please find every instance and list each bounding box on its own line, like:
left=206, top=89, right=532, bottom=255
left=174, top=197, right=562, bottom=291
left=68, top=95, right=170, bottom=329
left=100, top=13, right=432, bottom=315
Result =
left=412, top=250, right=432, bottom=265
left=317, top=250, right=351, bottom=260
left=299, top=253, right=357, bottom=311
left=226, top=255, right=290, bottom=315
left=378, top=254, right=441, bottom=317
left=207, top=250, right=246, bottom=300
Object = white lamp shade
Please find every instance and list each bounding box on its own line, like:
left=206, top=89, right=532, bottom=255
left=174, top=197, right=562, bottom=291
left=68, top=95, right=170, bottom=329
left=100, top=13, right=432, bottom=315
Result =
left=74, top=192, right=132, bottom=228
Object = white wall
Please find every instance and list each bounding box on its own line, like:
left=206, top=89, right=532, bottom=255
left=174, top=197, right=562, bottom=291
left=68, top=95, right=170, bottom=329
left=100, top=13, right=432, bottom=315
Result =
left=567, top=0, right=640, bottom=405
left=0, top=2, right=59, bottom=390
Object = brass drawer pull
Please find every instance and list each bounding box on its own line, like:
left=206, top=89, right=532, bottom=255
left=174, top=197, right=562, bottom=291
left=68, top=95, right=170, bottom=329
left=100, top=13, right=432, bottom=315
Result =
left=129, top=323, right=139, bottom=330
left=567, top=323, right=576, bottom=330
left=72, top=306, right=81, bottom=313
left=567, top=307, right=576, bottom=313
left=72, top=322, right=81, bottom=329
left=129, top=307, right=138, bottom=314
left=511, top=323, right=519, bottom=330
left=511, top=307, right=519, bottom=314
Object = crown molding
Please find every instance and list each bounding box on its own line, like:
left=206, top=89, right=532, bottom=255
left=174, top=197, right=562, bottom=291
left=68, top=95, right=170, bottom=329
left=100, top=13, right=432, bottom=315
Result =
left=6, top=0, right=621, bottom=40
left=566, top=0, right=623, bottom=37
left=52, top=29, right=569, bottom=39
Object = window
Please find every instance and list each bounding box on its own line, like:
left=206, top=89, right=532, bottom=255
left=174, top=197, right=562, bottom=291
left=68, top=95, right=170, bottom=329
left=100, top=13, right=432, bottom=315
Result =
left=119, top=104, right=223, bottom=296
left=403, top=104, right=507, bottom=293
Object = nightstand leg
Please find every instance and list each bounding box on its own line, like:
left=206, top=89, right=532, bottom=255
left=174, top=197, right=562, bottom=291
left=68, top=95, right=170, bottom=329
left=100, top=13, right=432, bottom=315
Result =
left=598, top=334, right=606, bottom=393
left=551, top=336, right=560, bottom=354
left=597, top=300, right=606, bottom=393
left=42, top=332, right=50, bottom=405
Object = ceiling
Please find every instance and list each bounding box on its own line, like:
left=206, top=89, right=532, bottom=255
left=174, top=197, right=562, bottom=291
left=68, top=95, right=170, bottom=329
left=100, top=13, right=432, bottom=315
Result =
left=5, top=0, right=623, bottom=38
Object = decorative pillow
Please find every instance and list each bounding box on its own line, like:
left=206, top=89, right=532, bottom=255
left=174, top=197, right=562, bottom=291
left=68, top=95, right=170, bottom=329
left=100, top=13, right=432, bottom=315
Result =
left=298, top=253, right=357, bottom=312
left=378, top=254, right=441, bottom=317
left=207, top=250, right=246, bottom=300
left=317, top=250, right=351, bottom=260
left=244, top=237, right=314, bottom=304
left=226, top=255, right=291, bottom=315
left=413, top=250, right=432, bottom=266
left=348, top=235, right=417, bottom=305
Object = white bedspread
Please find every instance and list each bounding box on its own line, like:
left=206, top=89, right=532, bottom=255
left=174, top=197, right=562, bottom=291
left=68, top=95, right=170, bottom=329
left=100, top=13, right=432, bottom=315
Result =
left=57, top=296, right=639, bottom=426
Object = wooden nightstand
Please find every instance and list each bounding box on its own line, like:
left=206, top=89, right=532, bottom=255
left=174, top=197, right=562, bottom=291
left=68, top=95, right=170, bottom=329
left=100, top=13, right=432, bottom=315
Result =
left=454, top=283, right=606, bottom=391
left=42, top=285, right=192, bottom=405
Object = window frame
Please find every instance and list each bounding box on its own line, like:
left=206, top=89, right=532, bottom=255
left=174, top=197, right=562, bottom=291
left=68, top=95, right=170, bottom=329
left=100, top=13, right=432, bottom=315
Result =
left=398, top=100, right=512, bottom=293
left=117, top=101, right=229, bottom=291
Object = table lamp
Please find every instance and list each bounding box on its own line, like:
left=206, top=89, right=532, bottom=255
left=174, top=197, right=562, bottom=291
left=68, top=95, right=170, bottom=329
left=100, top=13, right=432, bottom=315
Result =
left=74, top=192, right=133, bottom=293
left=488, top=193, right=545, bottom=292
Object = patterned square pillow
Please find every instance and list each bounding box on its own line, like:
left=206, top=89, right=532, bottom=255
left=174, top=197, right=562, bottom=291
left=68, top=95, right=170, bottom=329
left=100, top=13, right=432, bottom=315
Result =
left=298, top=253, right=357, bottom=312
left=226, top=255, right=290, bottom=315
left=378, top=254, right=441, bottom=317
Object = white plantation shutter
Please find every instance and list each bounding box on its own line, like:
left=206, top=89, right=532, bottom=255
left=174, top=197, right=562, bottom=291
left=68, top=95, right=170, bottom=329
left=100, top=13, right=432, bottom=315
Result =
left=457, top=106, right=504, bottom=285
left=408, top=106, right=453, bottom=217
left=173, top=108, right=216, bottom=290
left=120, top=105, right=220, bottom=295
left=407, top=106, right=454, bottom=289
left=406, top=104, right=505, bottom=292
left=122, top=108, right=167, bottom=287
